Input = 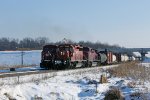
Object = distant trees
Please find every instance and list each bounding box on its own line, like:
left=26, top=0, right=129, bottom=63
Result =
left=0, top=37, right=49, bottom=51
left=0, top=37, right=125, bottom=51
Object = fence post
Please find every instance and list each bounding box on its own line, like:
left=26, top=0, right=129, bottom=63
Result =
left=18, top=75, right=20, bottom=84
left=95, top=82, right=98, bottom=95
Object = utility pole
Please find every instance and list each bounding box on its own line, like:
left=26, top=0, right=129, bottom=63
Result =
left=21, top=50, right=24, bottom=66
left=21, top=44, right=24, bottom=66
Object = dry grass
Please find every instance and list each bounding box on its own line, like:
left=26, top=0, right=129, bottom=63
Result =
left=127, top=81, right=136, bottom=88
left=107, top=61, right=150, bottom=81
left=4, top=93, right=16, bottom=100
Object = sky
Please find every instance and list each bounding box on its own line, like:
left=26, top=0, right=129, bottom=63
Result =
left=0, top=0, right=150, bottom=48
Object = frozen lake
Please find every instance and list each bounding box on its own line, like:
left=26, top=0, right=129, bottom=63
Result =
left=0, top=50, right=41, bottom=66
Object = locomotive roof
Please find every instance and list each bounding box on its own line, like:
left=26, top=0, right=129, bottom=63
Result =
left=43, top=45, right=57, bottom=48
left=58, top=44, right=82, bottom=47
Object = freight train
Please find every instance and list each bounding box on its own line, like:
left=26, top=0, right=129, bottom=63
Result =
left=40, top=44, right=134, bottom=70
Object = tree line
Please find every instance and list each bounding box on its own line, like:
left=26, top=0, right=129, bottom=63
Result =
left=0, top=37, right=48, bottom=51
left=0, top=37, right=124, bottom=51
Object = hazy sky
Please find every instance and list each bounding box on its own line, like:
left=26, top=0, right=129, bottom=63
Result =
left=0, top=0, right=150, bottom=48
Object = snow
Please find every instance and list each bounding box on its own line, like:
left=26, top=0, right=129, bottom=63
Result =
left=0, top=65, right=150, bottom=100
left=141, top=58, right=150, bottom=67
left=0, top=68, right=109, bottom=100
left=0, top=51, right=150, bottom=99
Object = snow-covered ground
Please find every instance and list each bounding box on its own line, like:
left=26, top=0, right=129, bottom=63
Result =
left=0, top=66, right=121, bottom=100
left=0, top=50, right=41, bottom=67
left=0, top=51, right=150, bottom=100
left=0, top=64, right=150, bottom=100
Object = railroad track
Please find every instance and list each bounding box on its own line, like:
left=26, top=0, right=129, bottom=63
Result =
left=0, top=69, right=55, bottom=78
left=0, top=64, right=118, bottom=78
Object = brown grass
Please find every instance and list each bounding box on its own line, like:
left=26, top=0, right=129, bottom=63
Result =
left=107, top=61, right=150, bottom=81
left=127, top=81, right=136, bottom=88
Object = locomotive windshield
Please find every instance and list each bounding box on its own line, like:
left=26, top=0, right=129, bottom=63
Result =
left=43, top=45, right=57, bottom=53
left=43, top=47, right=56, bottom=52
left=59, top=46, right=73, bottom=52
left=83, top=47, right=89, bottom=51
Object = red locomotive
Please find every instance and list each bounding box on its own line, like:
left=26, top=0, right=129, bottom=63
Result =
left=40, top=44, right=100, bottom=69
left=55, top=44, right=83, bottom=69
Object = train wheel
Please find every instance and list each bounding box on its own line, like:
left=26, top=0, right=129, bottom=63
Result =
left=66, top=60, right=75, bottom=69
left=89, top=62, right=92, bottom=67
left=74, top=62, right=77, bottom=68
left=96, top=62, right=100, bottom=66
left=82, top=62, right=86, bottom=68
left=69, top=62, right=73, bottom=69
left=85, top=62, right=88, bottom=67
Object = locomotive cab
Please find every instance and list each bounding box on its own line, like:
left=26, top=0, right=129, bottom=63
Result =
left=57, top=44, right=74, bottom=60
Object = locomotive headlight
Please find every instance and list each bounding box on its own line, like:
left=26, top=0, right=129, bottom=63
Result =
left=45, top=53, right=49, bottom=56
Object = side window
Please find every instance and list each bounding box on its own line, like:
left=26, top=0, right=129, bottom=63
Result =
left=91, top=49, right=95, bottom=53
left=65, top=48, right=70, bottom=51
left=79, top=48, right=83, bottom=51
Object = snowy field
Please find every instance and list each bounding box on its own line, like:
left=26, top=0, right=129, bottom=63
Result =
left=0, top=64, right=150, bottom=100
left=0, top=50, right=41, bottom=67
left=0, top=51, right=150, bottom=100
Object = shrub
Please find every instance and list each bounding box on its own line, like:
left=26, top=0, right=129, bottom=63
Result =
left=104, top=88, right=124, bottom=100
left=107, top=61, right=150, bottom=82
left=127, top=81, right=136, bottom=88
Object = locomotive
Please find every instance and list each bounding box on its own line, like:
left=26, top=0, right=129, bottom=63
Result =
left=40, top=44, right=131, bottom=70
